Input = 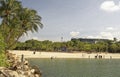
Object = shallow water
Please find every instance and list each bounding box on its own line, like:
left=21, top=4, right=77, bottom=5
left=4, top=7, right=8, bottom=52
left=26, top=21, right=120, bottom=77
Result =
left=28, top=58, right=120, bottom=77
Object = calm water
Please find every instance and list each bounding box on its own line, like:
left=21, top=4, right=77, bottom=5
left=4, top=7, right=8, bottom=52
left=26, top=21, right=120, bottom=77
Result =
left=28, top=59, right=120, bottom=77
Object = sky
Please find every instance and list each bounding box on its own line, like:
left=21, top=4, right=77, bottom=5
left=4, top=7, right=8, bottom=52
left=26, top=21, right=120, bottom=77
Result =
left=19, top=0, right=120, bottom=42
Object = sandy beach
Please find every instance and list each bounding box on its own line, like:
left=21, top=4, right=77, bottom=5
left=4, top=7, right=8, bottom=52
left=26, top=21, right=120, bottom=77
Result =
left=9, top=50, right=120, bottom=59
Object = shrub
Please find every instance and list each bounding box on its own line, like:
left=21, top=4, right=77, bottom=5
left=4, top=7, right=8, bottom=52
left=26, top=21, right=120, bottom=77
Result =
left=0, top=32, right=8, bottom=66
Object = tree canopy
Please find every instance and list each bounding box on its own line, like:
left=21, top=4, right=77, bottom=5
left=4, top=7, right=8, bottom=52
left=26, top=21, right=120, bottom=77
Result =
left=14, top=39, right=120, bottom=53
left=0, top=0, right=43, bottom=50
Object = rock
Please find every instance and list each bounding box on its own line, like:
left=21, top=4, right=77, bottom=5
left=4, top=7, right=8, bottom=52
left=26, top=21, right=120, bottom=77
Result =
left=0, top=74, right=5, bottom=77
left=26, top=70, right=31, bottom=76
left=19, top=74, right=26, bottom=77
left=35, top=74, right=40, bottom=77
left=31, top=66, right=42, bottom=76
left=23, top=65, right=29, bottom=71
left=0, top=70, right=10, bottom=77
left=24, top=60, right=29, bottom=65
left=0, top=67, right=7, bottom=70
left=0, top=52, right=42, bottom=77
left=8, top=70, right=19, bottom=77
left=31, top=69, right=35, bottom=73
left=0, top=70, right=19, bottom=77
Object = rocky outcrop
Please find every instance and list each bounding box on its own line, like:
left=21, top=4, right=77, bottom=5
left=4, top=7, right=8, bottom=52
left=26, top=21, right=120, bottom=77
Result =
left=0, top=52, right=42, bottom=77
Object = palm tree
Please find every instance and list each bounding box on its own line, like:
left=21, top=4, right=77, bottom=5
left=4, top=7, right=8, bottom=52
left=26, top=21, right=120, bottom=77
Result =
left=8, top=8, right=43, bottom=49
left=0, top=0, right=43, bottom=49
left=0, top=0, right=21, bottom=25
left=18, top=8, right=43, bottom=33
left=0, top=0, right=22, bottom=49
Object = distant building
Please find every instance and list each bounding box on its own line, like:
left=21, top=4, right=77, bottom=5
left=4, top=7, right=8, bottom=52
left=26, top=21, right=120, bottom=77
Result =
left=71, top=38, right=110, bottom=43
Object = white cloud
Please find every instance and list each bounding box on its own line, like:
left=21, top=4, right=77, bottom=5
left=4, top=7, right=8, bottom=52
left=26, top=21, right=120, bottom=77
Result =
left=32, top=37, right=39, bottom=40
left=19, top=32, right=40, bottom=42
left=86, top=32, right=113, bottom=40
left=70, top=31, right=79, bottom=37
left=19, top=35, right=30, bottom=42
left=86, top=36, right=102, bottom=39
left=86, top=27, right=120, bottom=40
left=106, top=27, right=114, bottom=31
left=100, top=32, right=113, bottom=40
left=100, top=1, right=120, bottom=12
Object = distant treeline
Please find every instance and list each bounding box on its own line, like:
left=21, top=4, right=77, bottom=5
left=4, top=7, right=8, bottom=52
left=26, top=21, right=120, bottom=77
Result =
left=14, top=39, right=120, bottom=53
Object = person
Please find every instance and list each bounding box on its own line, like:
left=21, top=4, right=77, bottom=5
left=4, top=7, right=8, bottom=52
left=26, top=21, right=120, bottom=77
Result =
left=110, top=56, right=112, bottom=59
left=21, top=54, right=24, bottom=70
left=33, top=51, right=36, bottom=54
left=51, top=56, right=54, bottom=59
left=21, top=54, right=24, bottom=62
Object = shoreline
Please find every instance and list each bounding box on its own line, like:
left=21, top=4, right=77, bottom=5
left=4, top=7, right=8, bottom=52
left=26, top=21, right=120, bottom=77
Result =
left=0, top=50, right=42, bottom=77
left=9, top=50, right=120, bottom=59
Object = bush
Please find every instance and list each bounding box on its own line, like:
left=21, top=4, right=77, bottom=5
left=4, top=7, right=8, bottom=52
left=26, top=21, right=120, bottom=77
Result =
left=0, top=32, right=8, bottom=66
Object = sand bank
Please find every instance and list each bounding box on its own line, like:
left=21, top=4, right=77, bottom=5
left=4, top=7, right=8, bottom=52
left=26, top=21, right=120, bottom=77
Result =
left=9, top=50, right=120, bottom=59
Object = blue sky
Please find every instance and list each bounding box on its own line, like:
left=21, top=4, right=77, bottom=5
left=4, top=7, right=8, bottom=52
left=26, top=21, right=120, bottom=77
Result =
left=20, top=0, right=120, bottom=41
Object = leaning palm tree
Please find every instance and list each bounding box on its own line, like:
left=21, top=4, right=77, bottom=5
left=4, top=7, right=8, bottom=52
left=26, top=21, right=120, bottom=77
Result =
left=18, top=8, right=43, bottom=34
left=0, top=0, right=43, bottom=49
left=0, top=0, right=21, bottom=25
left=7, top=8, right=43, bottom=49
left=0, top=0, right=22, bottom=49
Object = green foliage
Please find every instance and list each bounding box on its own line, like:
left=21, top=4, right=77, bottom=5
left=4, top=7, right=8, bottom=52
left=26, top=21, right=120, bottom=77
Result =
left=83, top=43, right=92, bottom=51
left=0, top=53, right=8, bottom=67
left=0, top=0, right=43, bottom=50
left=0, top=32, right=8, bottom=66
left=0, top=33, right=5, bottom=52
left=53, top=42, right=62, bottom=51
left=109, top=43, right=118, bottom=53
left=109, top=42, right=120, bottom=53
left=94, top=42, right=108, bottom=52
left=14, top=39, right=120, bottom=53
left=0, top=0, right=43, bottom=66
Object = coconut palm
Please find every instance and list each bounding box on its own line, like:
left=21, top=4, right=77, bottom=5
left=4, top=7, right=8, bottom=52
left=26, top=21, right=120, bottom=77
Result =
left=18, top=8, right=43, bottom=34
left=0, top=0, right=43, bottom=49
left=8, top=8, right=43, bottom=49
left=0, top=0, right=21, bottom=25
left=0, top=0, right=22, bottom=49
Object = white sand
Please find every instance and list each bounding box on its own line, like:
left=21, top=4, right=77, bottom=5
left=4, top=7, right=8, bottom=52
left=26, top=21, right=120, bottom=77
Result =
left=9, top=50, right=120, bottom=59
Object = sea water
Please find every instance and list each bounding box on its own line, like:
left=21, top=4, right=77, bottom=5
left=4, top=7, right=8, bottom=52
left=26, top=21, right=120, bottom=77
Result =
left=28, top=59, right=120, bottom=77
